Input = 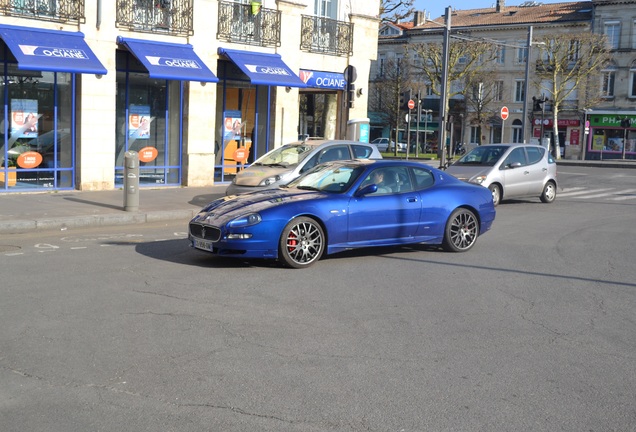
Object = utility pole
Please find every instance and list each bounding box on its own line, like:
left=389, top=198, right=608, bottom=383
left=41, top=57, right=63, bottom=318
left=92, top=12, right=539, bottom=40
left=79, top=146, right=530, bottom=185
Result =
left=438, top=6, right=451, bottom=168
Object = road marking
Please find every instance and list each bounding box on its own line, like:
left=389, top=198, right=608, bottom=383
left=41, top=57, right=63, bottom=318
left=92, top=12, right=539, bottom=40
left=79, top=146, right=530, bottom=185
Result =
left=559, top=188, right=614, bottom=197
left=608, top=189, right=636, bottom=201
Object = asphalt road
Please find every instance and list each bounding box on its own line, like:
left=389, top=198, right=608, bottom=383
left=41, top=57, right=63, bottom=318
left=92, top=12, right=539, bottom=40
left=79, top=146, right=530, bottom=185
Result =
left=1, top=165, right=635, bottom=431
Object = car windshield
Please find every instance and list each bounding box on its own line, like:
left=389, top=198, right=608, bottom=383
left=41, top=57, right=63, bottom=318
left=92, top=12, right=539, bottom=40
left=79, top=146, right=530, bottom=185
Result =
left=253, top=144, right=313, bottom=167
left=455, top=145, right=508, bottom=166
left=286, top=163, right=366, bottom=193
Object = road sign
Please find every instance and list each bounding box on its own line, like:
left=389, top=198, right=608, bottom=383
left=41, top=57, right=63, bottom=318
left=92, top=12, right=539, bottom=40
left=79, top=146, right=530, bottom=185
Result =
left=408, top=99, right=415, bottom=110
left=500, top=106, right=509, bottom=120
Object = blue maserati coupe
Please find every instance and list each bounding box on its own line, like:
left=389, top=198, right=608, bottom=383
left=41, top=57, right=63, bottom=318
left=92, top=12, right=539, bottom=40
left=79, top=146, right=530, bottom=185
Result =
left=189, top=160, right=496, bottom=268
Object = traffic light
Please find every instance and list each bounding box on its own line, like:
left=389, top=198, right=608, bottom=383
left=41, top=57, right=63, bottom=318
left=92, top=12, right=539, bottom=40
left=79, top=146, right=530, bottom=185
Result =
left=532, top=96, right=545, bottom=112
left=621, top=118, right=631, bottom=129
left=347, top=83, right=355, bottom=109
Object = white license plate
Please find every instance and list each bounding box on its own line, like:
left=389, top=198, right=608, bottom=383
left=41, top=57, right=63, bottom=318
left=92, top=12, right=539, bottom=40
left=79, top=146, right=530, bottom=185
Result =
left=194, top=239, right=214, bottom=251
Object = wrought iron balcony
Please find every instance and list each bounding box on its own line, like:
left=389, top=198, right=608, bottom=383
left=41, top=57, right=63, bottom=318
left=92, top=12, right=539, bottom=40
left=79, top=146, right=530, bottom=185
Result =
left=300, top=15, right=353, bottom=57
left=0, top=0, right=85, bottom=24
left=217, top=1, right=281, bottom=47
left=116, top=0, right=194, bottom=37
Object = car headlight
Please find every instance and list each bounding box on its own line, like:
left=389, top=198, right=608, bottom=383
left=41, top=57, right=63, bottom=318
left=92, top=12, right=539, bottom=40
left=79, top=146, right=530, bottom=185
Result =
left=227, top=213, right=262, bottom=228
left=471, top=175, right=488, bottom=185
left=259, top=175, right=281, bottom=186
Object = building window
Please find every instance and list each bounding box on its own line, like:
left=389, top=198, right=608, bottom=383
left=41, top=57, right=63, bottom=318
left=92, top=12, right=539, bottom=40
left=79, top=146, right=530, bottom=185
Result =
left=604, top=21, right=620, bottom=50
left=601, top=68, right=616, bottom=98
left=633, top=19, right=636, bottom=49
left=470, top=126, right=480, bottom=144
left=493, top=81, right=504, bottom=101
left=515, top=80, right=525, bottom=102
left=630, top=62, right=636, bottom=97
left=495, top=43, right=505, bottom=64
left=515, top=42, right=527, bottom=65
left=512, top=119, right=523, bottom=143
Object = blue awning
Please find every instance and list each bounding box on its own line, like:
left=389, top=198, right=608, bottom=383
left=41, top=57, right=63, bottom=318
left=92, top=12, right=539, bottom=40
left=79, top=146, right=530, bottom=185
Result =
left=118, top=37, right=218, bottom=83
left=218, top=48, right=306, bottom=87
left=0, top=24, right=107, bottom=74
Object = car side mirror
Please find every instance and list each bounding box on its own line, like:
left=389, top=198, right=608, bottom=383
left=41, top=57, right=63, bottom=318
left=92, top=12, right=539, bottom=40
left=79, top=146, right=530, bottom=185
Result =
left=508, top=161, right=522, bottom=169
left=356, top=184, right=378, bottom=197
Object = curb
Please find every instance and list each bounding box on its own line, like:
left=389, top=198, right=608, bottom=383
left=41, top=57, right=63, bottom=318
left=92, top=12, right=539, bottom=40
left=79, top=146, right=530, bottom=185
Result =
left=0, top=209, right=198, bottom=234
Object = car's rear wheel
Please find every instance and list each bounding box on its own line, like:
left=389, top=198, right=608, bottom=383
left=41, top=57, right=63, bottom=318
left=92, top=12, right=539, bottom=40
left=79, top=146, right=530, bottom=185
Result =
left=443, top=208, right=479, bottom=252
left=279, top=217, right=325, bottom=268
left=488, top=184, right=501, bottom=206
left=540, top=181, right=557, bottom=203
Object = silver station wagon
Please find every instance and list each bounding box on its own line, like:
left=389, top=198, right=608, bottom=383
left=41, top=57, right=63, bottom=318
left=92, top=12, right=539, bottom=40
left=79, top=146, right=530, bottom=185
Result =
left=445, top=143, right=557, bottom=206
left=225, top=139, right=382, bottom=195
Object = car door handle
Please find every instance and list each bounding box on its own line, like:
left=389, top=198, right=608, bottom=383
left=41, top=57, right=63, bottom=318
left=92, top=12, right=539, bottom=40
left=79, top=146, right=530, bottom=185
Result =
left=407, top=197, right=418, bottom=203
left=542, top=167, right=548, bottom=172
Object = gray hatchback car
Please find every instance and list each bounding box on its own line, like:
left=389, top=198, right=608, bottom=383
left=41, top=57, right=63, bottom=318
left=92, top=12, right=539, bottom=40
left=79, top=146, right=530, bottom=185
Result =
left=225, top=139, right=382, bottom=195
left=445, top=143, right=557, bottom=206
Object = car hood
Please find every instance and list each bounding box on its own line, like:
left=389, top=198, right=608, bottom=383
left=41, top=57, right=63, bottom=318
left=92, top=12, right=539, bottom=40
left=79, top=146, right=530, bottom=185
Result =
left=445, top=165, right=492, bottom=181
left=233, top=165, right=294, bottom=186
left=193, top=188, right=325, bottom=225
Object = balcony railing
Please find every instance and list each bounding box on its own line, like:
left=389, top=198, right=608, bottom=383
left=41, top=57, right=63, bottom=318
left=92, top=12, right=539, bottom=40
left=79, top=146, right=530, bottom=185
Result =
left=300, top=15, right=353, bottom=57
left=217, top=1, right=281, bottom=47
left=116, top=0, right=194, bottom=37
left=0, top=0, right=84, bottom=24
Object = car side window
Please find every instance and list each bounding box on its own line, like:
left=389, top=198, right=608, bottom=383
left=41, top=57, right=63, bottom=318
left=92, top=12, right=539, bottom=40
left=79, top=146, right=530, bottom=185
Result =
left=503, top=148, right=527, bottom=167
left=412, top=167, right=434, bottom=190
left=526, top=146, right=543, bottom=164
left=299, top=153, right=320, bottom=173
left=351, top=144, right=372, bottom=159
left=318, top=146, right=350, bottom=164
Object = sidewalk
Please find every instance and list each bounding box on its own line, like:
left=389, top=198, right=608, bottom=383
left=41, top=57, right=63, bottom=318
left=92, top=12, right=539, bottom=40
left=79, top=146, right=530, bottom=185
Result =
left=0, top=159, right=633, bottom=235
left=0, top=184, right=227, bottom=234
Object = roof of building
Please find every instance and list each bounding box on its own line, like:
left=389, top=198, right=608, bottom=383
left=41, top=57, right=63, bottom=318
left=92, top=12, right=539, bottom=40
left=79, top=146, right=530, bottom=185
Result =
left=412, top=1, right=593, bottom=30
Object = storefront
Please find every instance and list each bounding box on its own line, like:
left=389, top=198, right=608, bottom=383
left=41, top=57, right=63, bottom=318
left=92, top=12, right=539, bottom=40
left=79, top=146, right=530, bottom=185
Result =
left=0, top=24, right=106, bottom=192
left=584, top=112, right=635, bottom=160
left=214, top=48, right=305, bottom=182
left=115, top=37, right=218, bottom=187
left=532, top=118, right=581, bottom=158
left=298, top=69, right=345, bottom=140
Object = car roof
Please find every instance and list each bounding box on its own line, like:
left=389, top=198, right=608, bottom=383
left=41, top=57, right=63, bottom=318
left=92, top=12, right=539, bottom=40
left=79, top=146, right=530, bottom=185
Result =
left=284, top=140, right=376, bottom=149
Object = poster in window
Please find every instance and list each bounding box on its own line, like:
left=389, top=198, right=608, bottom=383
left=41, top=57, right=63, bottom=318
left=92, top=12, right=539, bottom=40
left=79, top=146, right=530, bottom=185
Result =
left=11, top=99, right=39, bottom=138
left=129, top=105, right=151, bottom=139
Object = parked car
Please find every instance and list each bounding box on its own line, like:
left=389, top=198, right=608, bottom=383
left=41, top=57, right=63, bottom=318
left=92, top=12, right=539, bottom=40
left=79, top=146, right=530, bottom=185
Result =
left=445, top=143, right=557, bottom=206
left=190, top=159, right=496, bottom=268
left=370, top=137, right=393, bottom=152
left=389, top=141, right=408, bottom=153
left=225, top=139, right=382, bottom=195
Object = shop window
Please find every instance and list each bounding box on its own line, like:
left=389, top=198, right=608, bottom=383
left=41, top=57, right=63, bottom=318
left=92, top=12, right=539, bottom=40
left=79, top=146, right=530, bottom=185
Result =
left=1, top=67, right=75, bottom=191
left=115, top=50, right=183, bottom=187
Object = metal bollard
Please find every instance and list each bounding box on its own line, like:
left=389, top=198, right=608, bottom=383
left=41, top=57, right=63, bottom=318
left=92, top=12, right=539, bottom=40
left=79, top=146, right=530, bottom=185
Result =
left=124, top=151, right=139, bottom=212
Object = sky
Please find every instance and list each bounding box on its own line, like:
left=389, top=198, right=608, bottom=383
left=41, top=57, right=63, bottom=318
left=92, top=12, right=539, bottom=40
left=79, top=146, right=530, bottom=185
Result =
left=413, top=0, right=570, bottom=20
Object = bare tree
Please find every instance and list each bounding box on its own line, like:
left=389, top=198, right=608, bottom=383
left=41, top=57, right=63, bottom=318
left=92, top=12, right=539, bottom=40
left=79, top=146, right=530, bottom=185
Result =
left=463, top=71, right=504, bottom=145
left=533, top=32, right=611, bottom=158
left=379, top=0, right=415, bottom=23
left=412, top=38, right=498, bottom=154
left=368, top=52, right=420, bottom=155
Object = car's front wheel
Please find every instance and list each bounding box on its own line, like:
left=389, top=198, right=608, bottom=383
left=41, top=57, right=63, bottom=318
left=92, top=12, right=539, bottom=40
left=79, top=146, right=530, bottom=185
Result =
left=540, top=181, right=557, bottom=203
left=279, top=217, right=325, bottom=268
left=488, top=184, right=501, bottom=206
left=443, top=208, right=480, bottom=252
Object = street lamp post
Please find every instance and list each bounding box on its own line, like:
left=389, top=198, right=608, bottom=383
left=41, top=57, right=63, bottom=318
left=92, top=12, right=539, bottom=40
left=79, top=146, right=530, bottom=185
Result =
left=423, top=109, right=432, bottom=154
left=521, top=26, right=533, bottom=142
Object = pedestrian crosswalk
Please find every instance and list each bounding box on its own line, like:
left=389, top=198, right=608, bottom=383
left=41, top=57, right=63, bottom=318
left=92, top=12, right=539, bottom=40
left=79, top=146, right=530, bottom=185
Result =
left=558, top=187, right=636, bottom=201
